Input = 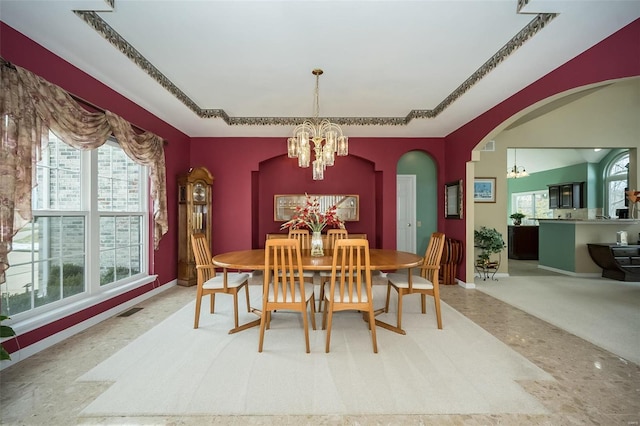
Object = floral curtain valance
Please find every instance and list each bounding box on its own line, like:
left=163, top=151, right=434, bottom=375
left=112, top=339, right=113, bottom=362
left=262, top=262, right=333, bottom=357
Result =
left=0, top=60, right=168, bottom=283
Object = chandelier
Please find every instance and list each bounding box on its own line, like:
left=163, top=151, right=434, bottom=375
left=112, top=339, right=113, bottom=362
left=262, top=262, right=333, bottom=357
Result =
left=507, top=148, right=529, bottom=179
left=287, top=69, right=348, bottom=180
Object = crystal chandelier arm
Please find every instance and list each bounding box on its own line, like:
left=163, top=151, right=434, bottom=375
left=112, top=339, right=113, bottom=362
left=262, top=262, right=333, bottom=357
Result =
left=287, top=69, right=347, bottom=180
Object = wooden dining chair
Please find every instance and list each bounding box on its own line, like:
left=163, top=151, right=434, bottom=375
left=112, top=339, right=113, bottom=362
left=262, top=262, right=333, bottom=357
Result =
left=286, top=229, right=315, bottom=284
left=384, top=232, right=446, bottom=331
left=318, top=228, right=349, bottom=310
left=191, top=233, right=250, bottom=329
left=259, top=238, right=317, bottom=353
left=322, top=238, right=377, bottom=353
left=287, top=229, right=311, bottom=249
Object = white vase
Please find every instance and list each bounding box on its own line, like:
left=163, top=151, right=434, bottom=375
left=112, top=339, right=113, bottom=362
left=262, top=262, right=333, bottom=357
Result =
left=311, top=231, right=324, bottom=256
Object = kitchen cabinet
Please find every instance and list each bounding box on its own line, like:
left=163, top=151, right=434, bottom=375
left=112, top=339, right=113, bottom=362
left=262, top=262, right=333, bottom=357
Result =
left=508, top=226, right=539, bottom=260
left=548, top=182, right=584, bottom=209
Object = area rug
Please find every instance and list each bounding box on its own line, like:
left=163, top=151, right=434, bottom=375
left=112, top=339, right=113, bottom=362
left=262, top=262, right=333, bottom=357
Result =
left=78, top=285, right=553, bottom=417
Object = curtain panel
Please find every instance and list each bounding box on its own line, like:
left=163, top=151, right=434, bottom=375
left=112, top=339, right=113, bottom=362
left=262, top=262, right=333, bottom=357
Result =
left=0, top=60, right=168, bottom=283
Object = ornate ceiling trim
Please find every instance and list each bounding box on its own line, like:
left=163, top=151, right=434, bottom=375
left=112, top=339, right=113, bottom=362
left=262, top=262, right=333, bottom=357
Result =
left=74, top=8, right=557, bottom=127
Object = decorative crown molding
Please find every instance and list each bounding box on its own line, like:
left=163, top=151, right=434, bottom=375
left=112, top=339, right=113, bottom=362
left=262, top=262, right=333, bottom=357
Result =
left=74, top=8, right=557, bottom=127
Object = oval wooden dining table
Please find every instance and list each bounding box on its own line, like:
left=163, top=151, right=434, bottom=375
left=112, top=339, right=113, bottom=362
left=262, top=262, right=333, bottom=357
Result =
left=212, top=248, right=423, bottom=271
left=212, top=248, right=423, bottom=334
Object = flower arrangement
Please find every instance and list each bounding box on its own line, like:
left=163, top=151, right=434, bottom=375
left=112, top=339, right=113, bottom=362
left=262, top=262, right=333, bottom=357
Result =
left=280, top=193, right=345, bottom=232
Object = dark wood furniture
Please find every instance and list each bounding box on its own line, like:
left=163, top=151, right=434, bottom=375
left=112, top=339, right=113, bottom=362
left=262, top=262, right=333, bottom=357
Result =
left=508, top=226, right=539, bottom=260
left=587, top=243, right=640, bottom=281
left=548, top=182, right=585, bottom=209
left=440, top=238, right=463, bottom=285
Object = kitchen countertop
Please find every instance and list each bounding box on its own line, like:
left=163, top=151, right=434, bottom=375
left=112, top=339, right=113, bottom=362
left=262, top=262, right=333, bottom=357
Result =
left=536, top=219, right=640, bottom=224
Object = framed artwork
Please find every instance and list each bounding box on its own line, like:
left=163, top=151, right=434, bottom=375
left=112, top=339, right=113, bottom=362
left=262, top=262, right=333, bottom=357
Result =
left=474, top=177, right=496, bottom=203
left=445, top=180, right=463, bottom=219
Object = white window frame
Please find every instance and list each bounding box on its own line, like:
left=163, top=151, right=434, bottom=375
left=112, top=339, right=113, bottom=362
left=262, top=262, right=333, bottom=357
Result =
left=604, top=152, right=629, bottom=218
left=3, top=136, right=151, bottom=325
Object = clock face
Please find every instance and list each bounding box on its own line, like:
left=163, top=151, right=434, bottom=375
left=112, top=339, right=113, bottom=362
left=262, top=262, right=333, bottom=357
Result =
left=193, top=182, right=206, bottom=202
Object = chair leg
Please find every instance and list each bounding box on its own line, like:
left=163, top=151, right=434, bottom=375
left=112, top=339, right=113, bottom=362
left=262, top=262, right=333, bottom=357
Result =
left=396, top=289, right=404, bottom=330
left=421, top=294, right=427, bottom=314
left=194, top=290, right=203, bottom=329
left=384, top=283, right=391, bottom=313
left=244, top=283, right=251, bottom=312
left=322, top=296, right=329, bottom=330
left=210, top=293, right=216, bottom=313
left=258, top=311, right=267, bottom=352
left=232, top=291, right=239, bottom=328
left=368, top=307, right=378, bottom=354
left=433, top=289, right=443, bottom=330
left=308, top=297, right=317, bottom=330
left=318, top=279, right=325, bottom=312
left=258, top=297, right=269, bottom=352
left=325, top=306, right=334, bottom=353
left=302, top=304, right=310, bottom=354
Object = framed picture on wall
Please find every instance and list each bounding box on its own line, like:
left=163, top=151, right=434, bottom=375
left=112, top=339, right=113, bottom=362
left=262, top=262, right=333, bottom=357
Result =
left=474, top=177, right=496, bottom=203
left=445, top=180, right=463, bottom=219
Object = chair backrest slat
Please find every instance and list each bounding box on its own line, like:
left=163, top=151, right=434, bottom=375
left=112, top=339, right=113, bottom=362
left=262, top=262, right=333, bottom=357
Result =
left=421, top=232, right=446, bottom=282
left=326, top=228, right=348, bottom=250
left=288, top=229, right=311, bottom=250
left=331, top=239, right=371, bottom=303
left=265, top=238, right=305, bottom=301
left=191, top=233, right=216, bottom=282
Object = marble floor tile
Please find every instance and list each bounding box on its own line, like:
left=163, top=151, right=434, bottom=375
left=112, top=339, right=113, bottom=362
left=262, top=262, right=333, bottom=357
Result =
left=1, top=278, right=639, bottom=425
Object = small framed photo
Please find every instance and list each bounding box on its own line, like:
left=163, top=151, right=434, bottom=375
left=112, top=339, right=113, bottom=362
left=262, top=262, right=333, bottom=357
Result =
left=474, top=177, right=496, bottom=203
left=445, top=180, right=463, bottom=219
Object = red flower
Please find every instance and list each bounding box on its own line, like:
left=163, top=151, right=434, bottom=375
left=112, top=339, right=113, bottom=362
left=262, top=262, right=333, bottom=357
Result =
left=280, top=193, right=345, bottom=232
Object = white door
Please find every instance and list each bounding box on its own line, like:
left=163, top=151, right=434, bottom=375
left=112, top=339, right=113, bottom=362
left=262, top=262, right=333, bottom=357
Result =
left=397, top=175, right=416, bottom=253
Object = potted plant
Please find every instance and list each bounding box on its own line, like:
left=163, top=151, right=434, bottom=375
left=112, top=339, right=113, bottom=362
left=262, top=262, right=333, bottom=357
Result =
left=474, top=226, right=505, bottom=267
left=510, top=212, right=526, bottom=225
left=1, top=315, right=16, bottom=360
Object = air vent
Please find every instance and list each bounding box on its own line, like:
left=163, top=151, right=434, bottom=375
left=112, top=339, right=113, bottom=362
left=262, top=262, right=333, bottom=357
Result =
left=118, top=307, right=143, bottom=317
left=481, top=140, right=495, bottom=151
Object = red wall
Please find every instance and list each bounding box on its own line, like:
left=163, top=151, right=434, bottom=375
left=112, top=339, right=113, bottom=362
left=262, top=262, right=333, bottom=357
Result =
left=257, top=154, right=377, bottom=245
left=1, top=17, right=639, bottom=354
left=191, top=137, right=445, bottom=255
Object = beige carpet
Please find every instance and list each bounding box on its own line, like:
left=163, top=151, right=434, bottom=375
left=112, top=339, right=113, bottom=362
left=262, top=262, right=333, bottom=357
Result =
left=78, top=285, right=553, bottom=417
left=476, top=274, right=640, bottom=365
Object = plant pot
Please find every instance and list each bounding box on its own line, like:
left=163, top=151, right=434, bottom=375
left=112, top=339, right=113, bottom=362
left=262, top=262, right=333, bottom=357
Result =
left=513, top=219, right=521, bottom=226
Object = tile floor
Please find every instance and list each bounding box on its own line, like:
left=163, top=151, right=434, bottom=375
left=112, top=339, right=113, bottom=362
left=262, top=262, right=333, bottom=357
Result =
left=1, top=271, right=639, bottom=425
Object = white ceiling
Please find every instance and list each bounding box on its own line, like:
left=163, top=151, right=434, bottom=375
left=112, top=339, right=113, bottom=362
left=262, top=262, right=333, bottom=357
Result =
left=1, top=0, right=639, bottom=140
left=507, top=148, right=611, bottom=174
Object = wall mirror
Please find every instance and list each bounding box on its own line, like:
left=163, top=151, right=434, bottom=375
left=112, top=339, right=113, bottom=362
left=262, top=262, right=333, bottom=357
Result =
left=445, top=180, right=463, bottom=219
left=274, top=194, right=359, bottom=222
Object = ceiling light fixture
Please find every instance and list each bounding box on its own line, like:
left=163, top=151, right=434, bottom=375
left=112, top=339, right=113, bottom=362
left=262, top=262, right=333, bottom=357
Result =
left=287, top=69, right=348, bottom=180
left=507, top=148, right=529, bottom=179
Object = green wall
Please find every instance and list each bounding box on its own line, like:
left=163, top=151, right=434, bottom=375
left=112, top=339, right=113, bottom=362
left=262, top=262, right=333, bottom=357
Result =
left=507, top=161, right=613, bottom=213
left=506, top=150, right=629, bottom=215
left=538, top=222, right=576, bottom=272
left=397, top=151, right=437, bottom=255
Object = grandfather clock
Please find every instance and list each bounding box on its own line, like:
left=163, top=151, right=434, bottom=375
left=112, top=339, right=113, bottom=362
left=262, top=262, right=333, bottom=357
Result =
left=177, top=167, right=213, bottom=286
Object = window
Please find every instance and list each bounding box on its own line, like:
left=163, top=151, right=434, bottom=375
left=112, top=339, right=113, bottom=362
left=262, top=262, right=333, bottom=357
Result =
left=511, top=190, right=553, bottom=222
left=604, top=152, right=629, bottom=217
left=1, top=133, right=148, bottom=318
